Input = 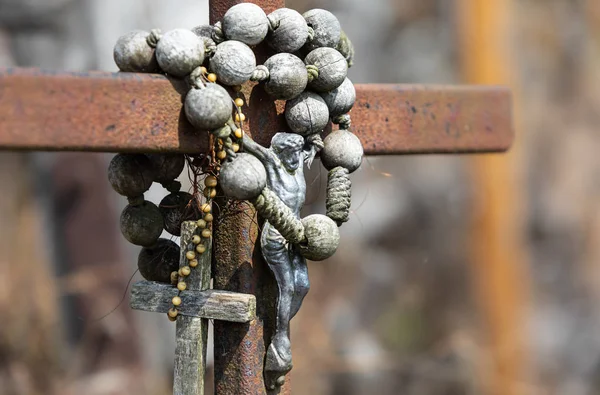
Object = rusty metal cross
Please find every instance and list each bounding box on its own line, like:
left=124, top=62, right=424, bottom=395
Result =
left=0, top=0, right=513, bottom=394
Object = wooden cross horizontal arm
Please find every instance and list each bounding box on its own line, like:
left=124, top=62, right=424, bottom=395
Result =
left=0, top=68, right=513, bottom=155
left=130, top=281, right=256, bottom=323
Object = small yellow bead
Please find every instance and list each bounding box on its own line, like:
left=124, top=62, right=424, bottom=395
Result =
left=204, top=213, right=214, bottom=222
left=202, top=229, right=212, bottom=239
left=168, top=308, right=179, bottom=318
left=200, top=66, right=207, bottom=74
left=186, top=251, right=196, bottom=260
left=235, top=113, right=246, bottom=122
left=217, top=150, right=227, bottom=160
left=172, top=296, right=182, bottom=306
left=233, top=85, right=242, bottom=92
left=235, top=98, right=244, bottom=107
left=232, top=143, right=240, bottom=153
left=205, top=176, right=218, bottom=188
left=177, top=282, right=187, bottom=291
left=207, top=73, right=217, bottom=82
left=180, top=266, right=191, bottom=276
left=204, top=188, right=217, bottom=199
left=201, top=203, right=212, bottom=213
left=234, top=128, right=243, bottom=139
left=196, top=219, right=207, bottom=229
left=168, top=314, right=177, bottom=322
left=196, top=244, right=207, bottom=254
left=171, top=271, right=179, bottom=284
left=192, top=235, right=201, bottom=244
left=189, top=259, right=198, bottom=268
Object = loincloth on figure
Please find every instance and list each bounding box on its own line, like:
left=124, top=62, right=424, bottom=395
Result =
left=260, top=221, right=291, bottom=265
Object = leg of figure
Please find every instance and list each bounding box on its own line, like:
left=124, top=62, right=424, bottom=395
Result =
left=290, top=246, right=309, bottom=320
left=261, top=223, right=295, bottom=390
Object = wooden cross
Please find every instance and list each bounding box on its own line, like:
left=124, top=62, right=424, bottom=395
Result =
left=0, top=0, right=514, bottom=393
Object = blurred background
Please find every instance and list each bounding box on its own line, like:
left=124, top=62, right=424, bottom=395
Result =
left=0, top=0, right=598, bottom=394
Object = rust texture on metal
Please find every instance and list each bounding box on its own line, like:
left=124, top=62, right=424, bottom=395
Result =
left=0, top=68, right=513, bottom=155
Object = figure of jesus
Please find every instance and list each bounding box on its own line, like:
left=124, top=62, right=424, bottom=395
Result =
left=242, top=131, right=320, bottom=389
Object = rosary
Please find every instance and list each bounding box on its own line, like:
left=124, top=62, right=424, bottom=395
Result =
left=109, top=3, right=363, bottom=389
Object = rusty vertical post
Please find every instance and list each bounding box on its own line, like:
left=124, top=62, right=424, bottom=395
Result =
left=210, top=1, right=288, bottom=394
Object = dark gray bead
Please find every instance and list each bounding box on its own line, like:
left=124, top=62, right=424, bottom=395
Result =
left=192, top=24, right=215, bottom=40
left=108, top=154, right=154, bottom=197
left=264, top=53, right=308, bottom=100
left=305, top=47, right=347, bottom=92
left=120, top=201, right=164, bottom=247
left=220, top=153, right=267, bottom=200
left=185, top=84, right=233, bottom=130
left=320, top=129, right=363, bottom=173
left=138, top=238, right=180, bottom=283
left=267, top=8, right=309, bottom=53
left=156, top=29, right=205, bottom=77
left=223, top=3, right=269, bottom=46
left=209, top=40, right=256, bottom=86
left=159, top=192, right=200, bottom=236
left=320, top=77, right=356, bottom=116
left=303, top=9, right=341, bottom=51
left=113, top=30, right=159, bottom=73
left=147, top=154, right=185, bottom=184
left=297, top=214, right=340, bottom=261
left=285, top=92, right=329, bottom=136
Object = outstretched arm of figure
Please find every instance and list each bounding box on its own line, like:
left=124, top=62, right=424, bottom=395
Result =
left=242, top=133, right=274, bottom=164
left=303, top=134, right=324, bottom=169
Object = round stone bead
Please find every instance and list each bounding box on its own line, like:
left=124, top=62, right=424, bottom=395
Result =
left=138, top=238, right=180, bottom=283
left=113, top=30, right=159, bottom=73
left=220, top=153, right=267, bottom=200
left=209, top=41, right=256, bottom=86
left=223, top=3, right=269, bottom=46
left=305, top=47, right=348, bottom=92
left=120, top=201, right=164, bottom=247
left=320, top=78, right=356, bottom=117
left=298, top=214, right=340, bottom=261
left=156, top=29, right=205, bottom=77
left=320, top=130, right=364, bottom=173
left=185, top=84, right=233, bottom=130
left=108, top=154, right=154, bottom=197
left=159, top=192, right=200, bottom=236
left=264, top=53, right=308, bottom=100
left=285, top=92, right=329, bottom=136
left=267, top=8, right=309, bottom=53
left=146, top=154, right=185, bottom=184
left=303, top=9, right=341, bottom=51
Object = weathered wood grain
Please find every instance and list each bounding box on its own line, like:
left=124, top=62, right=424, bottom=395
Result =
left=173, top=221, right=210, bottom=395
left=130, top=282, right=256, bottom=323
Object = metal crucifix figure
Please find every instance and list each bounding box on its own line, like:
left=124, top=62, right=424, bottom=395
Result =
left=242, top=131, right=322, bottom=389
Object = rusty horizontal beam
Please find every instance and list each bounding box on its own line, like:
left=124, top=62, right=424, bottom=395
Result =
left=0, top=67, right=513, bottom=154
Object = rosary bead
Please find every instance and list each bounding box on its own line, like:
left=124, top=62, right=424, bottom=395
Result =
left=159, top=192, right=199, bottom=236
left=201, top=229, right=212, bottom=239
left=210, top=41, right=256, bottom=86
left=285, top=92, right=330, bottom=136
left=190, top=259, right=199, bottom=268
left=235, top=113, right=246, bottom=123
left=192, top=235, right=202, bottom=245
left=264, top=53, right=308, bottom=100
left=320, top=78, right=356, bottom=117
left=235, top=98, right=244, bottom=107
left=267, top=8, right=309, bottom=53
left=305, top=48, right=348, bottom=92
left=220, top=153, right=267, bottom=200
left=168, top=314, right=177, bottom=322
left=120, top=201, right=163, bottom=247
left=233, top=85, right=243, bottom=92
left=303, top=9, right=341, bottom=51
left=146, top=154, right=185, bottom=184
left=223, top=3, right=269, bottom=46
left=197, top=219, right=207, bottom=229
left=217, top=151, right=227, bottom=160
left=196, top=244, right=207, bottom=254
left=204, top=188, right=217, bottom=199
left=205, top=176, right=218, bottom=188
left=201, top=203, right=212, bottom=213
left=232, top=143, right=240, bottom=153
left=186, top=251, right=196, bottom=261
left=113, top=30, right=159, bottom=73
left=138, top=238, right=180, bottom=283
left=156, top=29, right=205, bottom=77
left=172, top=296, right=182, bottom=306
left=207, top=73, right=218, bottom=83
left=171, top=271, right=179, bottom=284
left=108, top=154, right=154, bottom=197
left=180, top=266, right=191, bottom=276
left=185, top=83, right=232, bottom=130
left=298, top=214, right=340, bottom=261
left=234, top=128, right=243, bottom=139
left=177, top=282, right=187, bottom=291
left=168, top=308, right=179, bottom=318
left=204, top=213, right=214, bottom=222
left=321, top=129, right=364, bottom=173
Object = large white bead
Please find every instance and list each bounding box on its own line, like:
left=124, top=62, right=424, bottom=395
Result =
left=303, top=9, right=341, bottom=51
left=298, top=214, right=340, bottom=261
left=113, top=30, right=159, bottom=73
left=185, top=84, right=232, bottom=130
left=285, top=92, right=330, bottom=136
left=223, top=3, right=269, bottom=46
left=305, top=47, right=347, bottom=92
left=156, top=29, right=205, bottom=77
left=320, top=78, right=356, bottom=116
left=220, top=153, right=267, bottom=200
left=264, top=53, right=308, bottom=100
left=320, top=129, right=364, bottom=173
left=209, top=40, right=256, bottom=86
left=267, top=8, right=309, bottom=53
